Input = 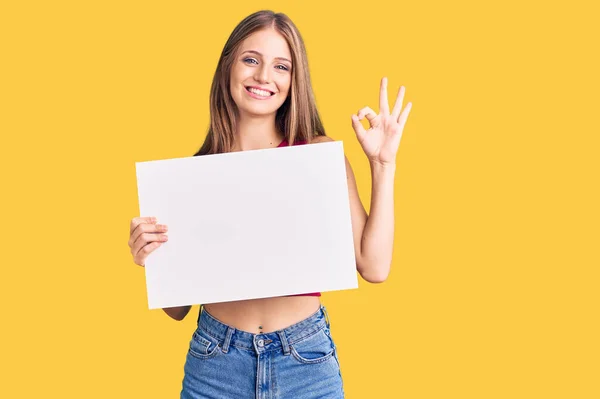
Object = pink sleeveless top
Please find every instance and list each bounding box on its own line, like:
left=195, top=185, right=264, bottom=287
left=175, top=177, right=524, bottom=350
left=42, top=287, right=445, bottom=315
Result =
left=278, top=138, right=321, bottom=298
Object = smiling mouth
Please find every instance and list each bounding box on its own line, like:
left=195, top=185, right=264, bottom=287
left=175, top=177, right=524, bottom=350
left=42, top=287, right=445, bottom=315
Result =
left=245, top=86, right=275, bottom=97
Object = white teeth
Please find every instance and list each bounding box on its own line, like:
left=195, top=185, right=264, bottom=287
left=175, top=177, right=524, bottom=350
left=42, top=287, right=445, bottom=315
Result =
left=248, top=87, right=272, bottom=97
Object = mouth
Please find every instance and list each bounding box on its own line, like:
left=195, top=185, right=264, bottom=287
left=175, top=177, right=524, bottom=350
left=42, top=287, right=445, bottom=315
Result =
left=245, top=86, right=275, bottom=98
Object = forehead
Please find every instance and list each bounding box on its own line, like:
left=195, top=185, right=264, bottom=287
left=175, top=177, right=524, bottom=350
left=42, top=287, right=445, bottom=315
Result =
left=238, top=28, right=291, bottom=59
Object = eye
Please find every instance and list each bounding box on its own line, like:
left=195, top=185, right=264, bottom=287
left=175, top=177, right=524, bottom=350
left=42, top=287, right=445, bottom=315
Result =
left=243, top=58, right=258, bottom=65
left=276, top=65, right=289, bottom=71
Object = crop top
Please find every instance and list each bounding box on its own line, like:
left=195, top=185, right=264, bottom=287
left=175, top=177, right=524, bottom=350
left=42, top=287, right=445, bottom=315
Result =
left=278, top=138, right=322, bottom=298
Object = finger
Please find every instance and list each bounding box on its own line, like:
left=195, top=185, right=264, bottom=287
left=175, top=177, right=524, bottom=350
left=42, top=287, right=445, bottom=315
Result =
left=130, top=216, right=157, bottom=235
left=129, top=223, right=168, bottom=248
left=351, top=114, right=367, bottom=141
left=134, top=241, right=164, bottom=267
left=131, top=227, right=169, bottom=252
left=391, top=85, right=406, bottom=119
left=379, top=77, right=390, bottom=115
left=397, top=102, right=413, bottom=131
left=131, top=233, right=168, bottom=261
left=357, top=106, right=378, bottom=126
left=131, top=230, right=169, bottom=255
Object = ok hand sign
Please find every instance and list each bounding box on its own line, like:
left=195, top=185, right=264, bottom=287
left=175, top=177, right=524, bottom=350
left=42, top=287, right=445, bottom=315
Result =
left=351, top=77, right=412, bottom=166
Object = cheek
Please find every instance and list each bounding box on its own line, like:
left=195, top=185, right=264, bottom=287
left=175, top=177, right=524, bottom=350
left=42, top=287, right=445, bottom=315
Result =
left=229, top=80, right=239, bottom=104
left=278, top=76, right=292, bottom=97
left=229, top=69, right=245, bottom=100
left=230, top=66, right=244, bottom=88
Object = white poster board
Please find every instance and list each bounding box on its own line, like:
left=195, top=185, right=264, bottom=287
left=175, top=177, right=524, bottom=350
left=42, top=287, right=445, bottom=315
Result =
left=135, top=141, right=358, bottom=309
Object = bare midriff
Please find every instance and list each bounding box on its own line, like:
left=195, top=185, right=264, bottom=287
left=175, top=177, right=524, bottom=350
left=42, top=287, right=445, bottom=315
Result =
left=203, top=295, right=321, bottom=334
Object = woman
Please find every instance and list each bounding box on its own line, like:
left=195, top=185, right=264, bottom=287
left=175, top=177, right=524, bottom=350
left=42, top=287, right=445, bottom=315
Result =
left=128, top=10, right=411, bottom=399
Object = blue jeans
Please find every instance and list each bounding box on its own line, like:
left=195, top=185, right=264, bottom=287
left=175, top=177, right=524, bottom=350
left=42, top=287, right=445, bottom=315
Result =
left=180, top=304, right=345, bottom=398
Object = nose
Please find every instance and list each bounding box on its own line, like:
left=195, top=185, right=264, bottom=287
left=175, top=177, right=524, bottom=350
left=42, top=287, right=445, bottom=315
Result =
left=254, top=63, right=271, bottom=84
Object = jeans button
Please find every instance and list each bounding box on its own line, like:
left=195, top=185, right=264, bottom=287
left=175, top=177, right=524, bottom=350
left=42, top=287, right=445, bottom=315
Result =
left=257, top=339, right=264, bottom=347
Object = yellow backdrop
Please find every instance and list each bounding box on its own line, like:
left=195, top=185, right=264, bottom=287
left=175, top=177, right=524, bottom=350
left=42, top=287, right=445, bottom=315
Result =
left=1, top=0, right=598, bottom=398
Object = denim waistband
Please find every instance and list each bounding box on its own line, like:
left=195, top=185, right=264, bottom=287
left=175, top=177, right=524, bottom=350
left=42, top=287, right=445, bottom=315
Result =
left=196, top=304, right=331, bottom=354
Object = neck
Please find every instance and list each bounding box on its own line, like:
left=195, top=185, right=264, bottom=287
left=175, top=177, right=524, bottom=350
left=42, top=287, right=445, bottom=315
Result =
left=233, top=113, right=283, bottom=151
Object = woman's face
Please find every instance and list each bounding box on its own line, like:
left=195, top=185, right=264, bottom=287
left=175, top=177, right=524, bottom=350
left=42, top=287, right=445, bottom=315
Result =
left=230, top=28, right=292, bottom=119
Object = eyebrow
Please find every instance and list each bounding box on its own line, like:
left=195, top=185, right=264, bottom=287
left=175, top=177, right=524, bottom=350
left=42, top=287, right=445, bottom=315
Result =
left=241, top=50, right=292, bottom=64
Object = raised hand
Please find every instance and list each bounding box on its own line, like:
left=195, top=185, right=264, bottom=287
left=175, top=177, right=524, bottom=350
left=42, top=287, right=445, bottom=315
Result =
left=351, top=77, right=412, bottom=166
left=128, top=216, right=169, bottom=267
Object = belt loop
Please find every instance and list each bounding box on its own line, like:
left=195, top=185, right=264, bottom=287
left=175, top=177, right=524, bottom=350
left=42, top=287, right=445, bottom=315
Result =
left=321, top=305, right=331, bottom=329
left=277, top=330, right=291, bottom=356
left=197, top=304, right=203, bottom=324
left=222, top=326, right=234, bottom=353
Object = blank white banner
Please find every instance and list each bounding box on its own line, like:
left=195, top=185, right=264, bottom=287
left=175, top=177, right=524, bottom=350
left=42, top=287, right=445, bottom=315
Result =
left=135, top=141, right=358, bottom=309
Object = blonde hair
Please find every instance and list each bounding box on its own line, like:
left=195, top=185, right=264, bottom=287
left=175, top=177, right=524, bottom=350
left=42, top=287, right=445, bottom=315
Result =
left=195, top=10, right=326, bottom=156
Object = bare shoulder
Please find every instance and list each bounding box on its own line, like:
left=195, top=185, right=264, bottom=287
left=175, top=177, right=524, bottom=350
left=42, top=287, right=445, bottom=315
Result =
left=311, top=135, right=356, bottom=177
left=310, top=135, right=335, bottom=143
left=311, top=135, right=351, bottom=164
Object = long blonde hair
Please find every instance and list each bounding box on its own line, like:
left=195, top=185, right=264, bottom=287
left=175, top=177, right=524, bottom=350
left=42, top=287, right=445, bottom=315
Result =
left=194, top=10, right=326, bottom=156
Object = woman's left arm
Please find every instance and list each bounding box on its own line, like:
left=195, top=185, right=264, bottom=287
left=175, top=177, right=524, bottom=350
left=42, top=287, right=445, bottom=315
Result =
left=314, top=77, right=412, bottom=283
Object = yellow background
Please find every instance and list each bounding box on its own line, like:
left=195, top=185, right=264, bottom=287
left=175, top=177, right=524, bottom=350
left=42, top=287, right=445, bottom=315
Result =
left=1, top=0, right=598, bottom=398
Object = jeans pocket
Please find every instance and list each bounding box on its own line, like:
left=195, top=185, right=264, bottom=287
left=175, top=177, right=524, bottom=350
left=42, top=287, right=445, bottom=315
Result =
left=290, top=327, right=336, bottom=365
left=188, top=328, right=222, bottom=360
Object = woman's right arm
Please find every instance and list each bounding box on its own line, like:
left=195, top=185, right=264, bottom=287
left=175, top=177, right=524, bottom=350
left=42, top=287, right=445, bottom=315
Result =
left=129, top=216, right=191, bottom=321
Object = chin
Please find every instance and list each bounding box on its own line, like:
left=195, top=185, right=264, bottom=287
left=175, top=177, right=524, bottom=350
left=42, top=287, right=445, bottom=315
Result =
left=241, top=108, right=279, bottom=118
left=237, top=102, right=284, bottom=118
